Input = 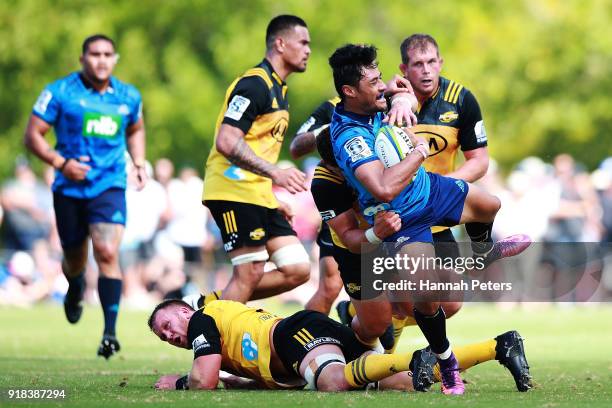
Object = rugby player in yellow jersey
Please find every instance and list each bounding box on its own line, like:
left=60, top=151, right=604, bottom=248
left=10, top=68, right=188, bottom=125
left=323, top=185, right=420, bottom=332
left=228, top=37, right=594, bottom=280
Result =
left=202, top=15, right=312, bottom=303
left=149, top=299, right=531, bottom=392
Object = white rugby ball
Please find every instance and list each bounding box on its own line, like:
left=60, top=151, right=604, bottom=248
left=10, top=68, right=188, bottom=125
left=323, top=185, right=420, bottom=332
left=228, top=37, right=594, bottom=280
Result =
left=374, top=126, right=414, bottom=168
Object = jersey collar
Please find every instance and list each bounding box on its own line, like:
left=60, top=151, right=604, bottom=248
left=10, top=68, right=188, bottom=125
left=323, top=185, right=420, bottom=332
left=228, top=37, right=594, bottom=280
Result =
left=261, top=59, right=285, bottom=86
left=78, top=72, right=115, bottom=94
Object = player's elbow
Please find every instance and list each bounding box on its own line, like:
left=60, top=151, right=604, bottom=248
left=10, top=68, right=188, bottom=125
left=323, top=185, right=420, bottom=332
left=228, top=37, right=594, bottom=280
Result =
left=192, top=378, right=218, bottom=390
left=374, top=188, right=395, bottom=203
left=215, top=136, right=232, bottom=158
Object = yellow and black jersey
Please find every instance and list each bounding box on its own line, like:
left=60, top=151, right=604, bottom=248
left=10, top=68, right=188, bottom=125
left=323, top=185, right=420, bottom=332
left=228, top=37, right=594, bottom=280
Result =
left=311, top=162, right=369, bottom=250
left=294, top=96, right=340, bottom=135
left=204, top=59, right=289, bottom=208
left=414, top=76, right=487, bottom=176
left=187, top=300, right=283, bottom=389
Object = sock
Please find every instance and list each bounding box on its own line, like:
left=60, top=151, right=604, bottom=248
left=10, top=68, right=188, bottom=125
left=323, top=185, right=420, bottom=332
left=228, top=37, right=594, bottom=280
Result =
left=433, top=339, right=497, bottom=382
left=202, top=290, right=222, bottom=307
left=465, top=222, right=494, bottom=256
left=65, top=273, right=85, bottom=302
left=385, top=316, right=416, bottom=354
left=413, top=307, right=449, bottom=356
left=348, top=302, right=356, bottom=318
left=98, top=277, right=122, bottom=336
left=343, top=352, right=413, bottom=388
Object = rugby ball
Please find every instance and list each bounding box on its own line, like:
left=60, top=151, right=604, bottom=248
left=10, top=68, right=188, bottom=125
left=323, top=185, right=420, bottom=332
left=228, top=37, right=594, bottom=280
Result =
left=374, top=126, right=414, bottom=168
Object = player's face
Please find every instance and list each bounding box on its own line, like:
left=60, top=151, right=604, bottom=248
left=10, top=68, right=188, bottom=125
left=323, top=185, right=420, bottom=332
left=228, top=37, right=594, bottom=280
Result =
left=80, top=39, right=117, bottom=84
left=354, top=66, right=387, bottom=114
left=281, top=25, right=311, bottom=73
left=153, top=307, right=191, bottom=349
left=400, top=44, right=443, bottom=100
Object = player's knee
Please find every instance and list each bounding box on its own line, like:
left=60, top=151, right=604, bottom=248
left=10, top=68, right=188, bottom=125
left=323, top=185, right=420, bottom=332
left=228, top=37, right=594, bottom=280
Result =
left=322, top=274, right=343, bottom=299
left=272, top=244, right=311, bottom=286
left=441, top=301, right=463, bottom=319
left=93, top=242, right=118, bottom=265
left=316, top=366, right=351, bottom=392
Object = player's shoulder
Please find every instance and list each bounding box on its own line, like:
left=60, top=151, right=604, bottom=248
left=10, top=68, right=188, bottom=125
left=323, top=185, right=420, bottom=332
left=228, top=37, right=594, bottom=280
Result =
left=44, top=72, right=80, bottom=95
left=110, top=76, right=142, bottom=101
left=312, top=164, right=345, bottom=186
left=205, top=299, right=248, bottom=316
left=439, top=76, right=477, bottom=106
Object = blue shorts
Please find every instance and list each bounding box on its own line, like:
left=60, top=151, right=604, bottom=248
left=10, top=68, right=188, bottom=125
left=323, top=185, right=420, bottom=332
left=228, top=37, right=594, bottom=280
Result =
left=386, top=173, right=468, bottom=248
left=53, top=188, right=126, bottom=249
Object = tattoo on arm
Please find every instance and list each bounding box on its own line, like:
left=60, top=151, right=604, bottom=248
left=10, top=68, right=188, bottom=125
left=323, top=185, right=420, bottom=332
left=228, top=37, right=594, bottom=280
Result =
left=291, top=132, right=316, bottom=158
left=227, top=137, right=276, bottom=178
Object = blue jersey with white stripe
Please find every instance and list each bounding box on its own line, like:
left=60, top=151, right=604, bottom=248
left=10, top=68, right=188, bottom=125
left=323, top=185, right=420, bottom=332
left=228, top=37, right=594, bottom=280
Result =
left=330, top=103, right=430, bottom=225
left=32, top=72, right=142, bottom=199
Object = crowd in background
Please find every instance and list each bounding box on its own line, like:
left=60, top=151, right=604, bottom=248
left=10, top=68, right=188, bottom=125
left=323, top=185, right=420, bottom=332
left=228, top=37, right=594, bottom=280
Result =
left=1, top=153, right=611, bottom=307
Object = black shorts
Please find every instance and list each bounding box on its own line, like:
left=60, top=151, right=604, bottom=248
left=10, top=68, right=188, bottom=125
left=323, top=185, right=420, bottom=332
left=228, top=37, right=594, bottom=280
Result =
left=205, top=200, right=296, bottom=252
left=332, top=246, right=383, bottom=301
left=316, top=222, right=334, bottom=258
left=273, top=310, right=371, bottom=375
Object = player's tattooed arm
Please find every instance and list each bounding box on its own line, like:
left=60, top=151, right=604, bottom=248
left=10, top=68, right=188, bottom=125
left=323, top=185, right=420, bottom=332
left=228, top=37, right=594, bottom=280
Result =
left=216, top=124, right=307, bottom=193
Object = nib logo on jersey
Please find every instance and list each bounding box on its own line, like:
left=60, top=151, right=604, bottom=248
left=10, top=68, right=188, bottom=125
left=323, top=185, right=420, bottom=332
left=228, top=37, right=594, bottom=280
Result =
left=83, top=112, right=122, bottom=138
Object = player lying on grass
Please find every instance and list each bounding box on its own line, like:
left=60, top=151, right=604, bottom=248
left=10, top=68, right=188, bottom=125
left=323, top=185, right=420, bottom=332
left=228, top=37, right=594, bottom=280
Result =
left=148, top=299, right=531, bottom=392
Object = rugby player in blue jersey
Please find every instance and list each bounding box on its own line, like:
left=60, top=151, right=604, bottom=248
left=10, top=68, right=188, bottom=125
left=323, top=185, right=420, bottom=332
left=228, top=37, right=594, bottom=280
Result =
left=24, top=34, right=146, bottom=359
left=328, top=44, right=530, bottom=395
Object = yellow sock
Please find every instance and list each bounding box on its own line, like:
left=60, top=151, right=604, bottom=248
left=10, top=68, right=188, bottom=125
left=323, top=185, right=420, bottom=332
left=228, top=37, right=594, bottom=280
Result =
left=203, top=290, right=222, bottom=306
left=385, top=316, right=417, bottom=353
left=433, top=339, right=497, bottom=382
left=348, top=302, right=356, bottom=318
left=343, top=352, right=413, bottom=388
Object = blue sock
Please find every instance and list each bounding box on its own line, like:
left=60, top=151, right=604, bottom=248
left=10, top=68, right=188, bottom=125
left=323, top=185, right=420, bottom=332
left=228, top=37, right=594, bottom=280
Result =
left=98, top=277, right=122, bottom=336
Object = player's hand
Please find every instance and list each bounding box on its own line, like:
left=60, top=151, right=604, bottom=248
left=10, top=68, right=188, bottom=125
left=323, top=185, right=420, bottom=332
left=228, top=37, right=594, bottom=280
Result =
left=61, top=156, right=91, bottom=181
left=406, top=131, right=429, bottom=159
left=373, top=211, right=402, bottom=239
left=271, top=167, right=307, bottom=194
left=132, top=164, right=148, bottom=191
left=276, top=199, right=295, bottom=225
left=154, top=374, right=181, bottom=390
left=385, top=74, right=414, bottom=96
left=385, top=95, right=418, bottom=128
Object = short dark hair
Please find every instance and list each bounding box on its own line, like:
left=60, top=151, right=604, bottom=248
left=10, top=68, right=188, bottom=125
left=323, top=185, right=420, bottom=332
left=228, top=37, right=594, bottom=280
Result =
left=316, top=127, right=338, bottom=167
left=147, top=299, right=193, bottom=331
left=82, top=34, right=115, bottom=55
left=328, top=44, right=378, bottom=100
left=266, top=15, right=307, bottom=50
left=399, top=34, right=439, bottom=65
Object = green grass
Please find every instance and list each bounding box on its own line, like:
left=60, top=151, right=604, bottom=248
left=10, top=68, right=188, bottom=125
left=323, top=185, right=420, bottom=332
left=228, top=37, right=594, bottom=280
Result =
left=1, top=302, right=612, bottom=407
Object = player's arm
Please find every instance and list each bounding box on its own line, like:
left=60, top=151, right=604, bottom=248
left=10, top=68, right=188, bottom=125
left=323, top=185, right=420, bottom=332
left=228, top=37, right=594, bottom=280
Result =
left=126, top=116, right=147, bottom=188
left=445, top=90, right=489, bottom=182
left=290, top=100, right=334, bottom=159
left=327, top=209, right=401, bottom=253
left=188, top=354, right=222, bottom=390
left=384, top=75, right=418, bottom=127
left=24, top=114, right=91, bottom=181
left=353, top=131, right=429, bottom=202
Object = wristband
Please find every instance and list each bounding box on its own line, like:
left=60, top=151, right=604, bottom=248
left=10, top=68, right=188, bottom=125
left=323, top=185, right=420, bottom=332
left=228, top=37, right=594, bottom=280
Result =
left=59, top=158, right=73, bottom=172
left=175, top=375, right=189, bottom=390
left=413, top=143, right=429, bottom=160
left=390, top=95, right=412, bottom=105
left=365, top=227, right=382, bottom=244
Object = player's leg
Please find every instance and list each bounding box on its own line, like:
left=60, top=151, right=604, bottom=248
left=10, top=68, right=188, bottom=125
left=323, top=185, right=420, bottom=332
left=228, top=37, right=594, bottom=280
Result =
left=305, top=224, right=343, bottom=313
left=204, top=201, right=270, bottom=303
left=53, top=192, right=90, bottom=324
left=304, top=255, right=343, bottom=313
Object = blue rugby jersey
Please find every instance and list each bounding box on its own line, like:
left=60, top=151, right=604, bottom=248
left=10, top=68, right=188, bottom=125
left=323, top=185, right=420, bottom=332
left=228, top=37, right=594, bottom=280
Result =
left=329, top=103, right=430, bottom=225
left=32, top=72, right=142, bottom=199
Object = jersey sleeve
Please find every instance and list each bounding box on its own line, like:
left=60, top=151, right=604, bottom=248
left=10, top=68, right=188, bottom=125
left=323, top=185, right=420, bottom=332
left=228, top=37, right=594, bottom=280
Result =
left=295, top=100, right=335, bottom=135
left=311, top=177, right=355, bottom=221
left=32, top=85, right=61, bottom=125
left=221, top=76, right=269, bottom=134
left=335, top=128, right=378, bottom=173
left=457, top=90, right=487, bottom=151
left=187, top=311, right=222, bottom=359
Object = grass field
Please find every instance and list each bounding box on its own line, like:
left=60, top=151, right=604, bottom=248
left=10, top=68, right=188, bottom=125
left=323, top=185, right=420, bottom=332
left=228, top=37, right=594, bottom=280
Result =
left=1, top=302, right=611, bottom=407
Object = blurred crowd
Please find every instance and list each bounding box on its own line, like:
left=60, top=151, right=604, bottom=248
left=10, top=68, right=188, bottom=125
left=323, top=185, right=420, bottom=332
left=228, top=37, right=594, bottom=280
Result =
left=1, top=153, right=611, bottom=307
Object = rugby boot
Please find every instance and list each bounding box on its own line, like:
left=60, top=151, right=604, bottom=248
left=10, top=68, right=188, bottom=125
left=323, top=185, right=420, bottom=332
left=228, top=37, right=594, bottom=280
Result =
left=409, top=347, right=437, bottom=392
left=478, top=234, right=532, bottom=268
left=335, top=300, right=352, bottom=326
left=495, top=330, right=532, bottom=392
left=97, top=334, right=121, bottom=360
left=439, top=352, right=465, bottom=395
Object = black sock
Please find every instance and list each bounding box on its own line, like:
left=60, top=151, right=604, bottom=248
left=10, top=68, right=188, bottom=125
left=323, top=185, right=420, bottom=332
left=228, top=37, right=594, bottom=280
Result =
left=413, top=307, right=449, bottom=355
left=66, top=273, right=85, bottom=302
left=465, top=222, right=494, bottom=255
left=98, top=277, right=122, bottom=336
